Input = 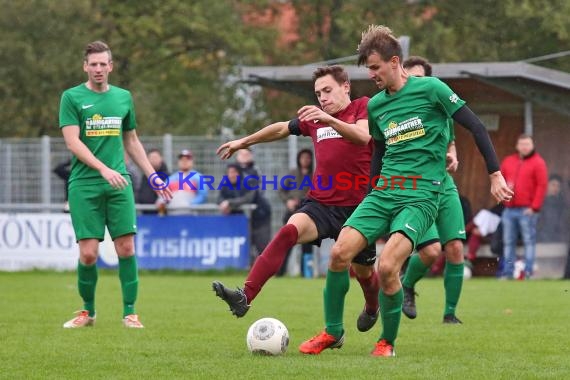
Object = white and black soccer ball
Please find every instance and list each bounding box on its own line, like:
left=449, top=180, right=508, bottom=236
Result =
left=246, top=317, right=289, bottom=356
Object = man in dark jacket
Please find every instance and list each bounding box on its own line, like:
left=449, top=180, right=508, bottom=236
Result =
left=219, top=163, right=271, bottom=266
left=136, top=149, right=169, bottom=214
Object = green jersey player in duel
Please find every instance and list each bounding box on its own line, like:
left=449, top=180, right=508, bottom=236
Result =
left=400, top=56, right=467, bottom=325
left=299, top=25, right=513, bottom=357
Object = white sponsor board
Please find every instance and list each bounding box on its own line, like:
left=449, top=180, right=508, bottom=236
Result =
left=0, top=213, right=79, bottom=271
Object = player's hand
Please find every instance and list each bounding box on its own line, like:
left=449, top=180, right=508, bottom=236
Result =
left=446, top=152, right=459, bottom=172
left=523, top=208, right=535, bottom=215
left=489, top=171, right=514, bottom=204
left=100, top=167, right=129, bottom=190
left=216, top=139, right=244, bottom=160
left=286, top=198, right=299, bottom=211
left=297, top=105, right=331, bottom=124
left=219, top=200, right=231, bottom=214
left=154, top=181, right=173, bottom=201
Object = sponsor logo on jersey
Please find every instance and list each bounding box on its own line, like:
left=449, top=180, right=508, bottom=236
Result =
left=316, top=126, right=343, bottom=142
left=384, top=116, right=425, bottom=145
left=85, top=114, right=122, bottom=137
left=449, top=93, right=459, bottom=103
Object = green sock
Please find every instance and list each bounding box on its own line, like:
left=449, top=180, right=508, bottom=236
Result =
left=119, top=255, right=139, bottom=318
left=402, top=253, right=429, bottom=289
left=324, top=269, right=349, bottom=338
left=78, top=261, right=98, bottom=317
left=444, top=261, right=464, bottom=317
left=378, top=288, right=404, bottom=345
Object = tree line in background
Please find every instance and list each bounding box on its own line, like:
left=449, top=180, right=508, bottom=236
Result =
left=1, top=0, right=569, bottom=138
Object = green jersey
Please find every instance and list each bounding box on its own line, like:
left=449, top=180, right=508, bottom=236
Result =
left=59, top=84, right=136, bottom=184
left=368, top=76, right=465, bottom=192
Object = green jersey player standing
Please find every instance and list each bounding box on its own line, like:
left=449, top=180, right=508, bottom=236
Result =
left=400, top=56, right=467, bottom=324
left=59, top=41, right=172, bottom=329
left=299, top=25, right=513, bottom=357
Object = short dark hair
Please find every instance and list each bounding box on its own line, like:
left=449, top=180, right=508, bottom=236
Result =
left=403, top=56, right=432, bottom=77
left=357, top=25, right=402, bottom=66
left=549, top=174, right=562, bottom=183
left=84, top=41, right=112, bottom=62
left=312, top=65, right=349, bottom=85
left=226, top=163, right=242, bottom=175
left=518, top=133, right=533, bottom=141
left=147, top=148, right=162, bottom=155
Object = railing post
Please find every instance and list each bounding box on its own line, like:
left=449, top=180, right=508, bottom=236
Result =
left=41, top=135, right=51, bottom=210
left=163, top=133, right=173, bottom=172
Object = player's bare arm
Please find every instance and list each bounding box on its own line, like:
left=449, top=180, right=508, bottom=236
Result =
left=297, top=105, right=370, bottom=145
left=61, top=125, right=128, bottom=190
left=123, top=130, right=172, bottom=201
left=216, top=121, right=290, bottom=160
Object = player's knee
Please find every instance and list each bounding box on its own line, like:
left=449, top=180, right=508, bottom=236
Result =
left=79, top=250, right=98, bottom=265
left=329, top=243, right=352, bottom=270
left=444, top=240, right=464, bottom=263
left=377, top=259, right=398, bottom=279
left=115, top=237, right=135, bottom=257
left=419, top=243, right=440, bottom=263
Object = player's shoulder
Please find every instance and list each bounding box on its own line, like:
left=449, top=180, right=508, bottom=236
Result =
left=62, top=83, right=87, bottom=97
left=410, top=75, right=443, bottom=88
left=351, top=96, right=370, bottom=106
left=109, top=85, right=133, bottom=97
left=367, top=90, right=388, bottom=109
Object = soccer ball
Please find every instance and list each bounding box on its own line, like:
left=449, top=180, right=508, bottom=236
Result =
left=246, top=318, right=289, bottom=355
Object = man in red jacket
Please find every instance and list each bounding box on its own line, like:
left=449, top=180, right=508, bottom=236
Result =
left=500, top=134, right=548, bottom=279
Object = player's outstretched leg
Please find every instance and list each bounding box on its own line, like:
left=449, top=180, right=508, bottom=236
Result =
left=212, top=224, right=299, bottom=317
left=212, top=281, right=250, bottom=317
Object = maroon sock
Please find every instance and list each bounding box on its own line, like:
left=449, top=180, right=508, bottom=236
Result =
left=467, top=235, right=481, bottom=261
left=356, top=270, right=380, bottom=314
left=243, top=224, right=299, bottom=303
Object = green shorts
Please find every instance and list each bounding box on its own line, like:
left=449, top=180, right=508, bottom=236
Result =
left=344, top=189, right=440, bottom=250
left=68, top=178, right=137, bottom=241
left=418, top=187, right=466, bottom=247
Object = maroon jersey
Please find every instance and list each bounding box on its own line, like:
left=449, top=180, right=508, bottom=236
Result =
left=289, top=97, right=372, bottom=206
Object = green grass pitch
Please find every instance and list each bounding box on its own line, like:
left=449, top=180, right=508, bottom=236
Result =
left=1, top=271, right=569, bottom=379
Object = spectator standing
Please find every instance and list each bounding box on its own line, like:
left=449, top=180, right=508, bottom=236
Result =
left=218, top=163, right=272, bottom=266
left=161, top=149, right=208, bottom=215
left=137, top=148, right=169, bottom=214
left=278, top=149, right=314, bottom=276
left=537, top=174, right=566, bottom=243
left=235, top=148, right=272, bottom=262
left=500, top=134, right=548, bottom=279
left=53, top=159, right=72, bottom=212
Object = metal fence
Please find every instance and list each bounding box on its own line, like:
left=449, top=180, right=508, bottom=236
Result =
left=0, top=135, right=314, bottom=234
